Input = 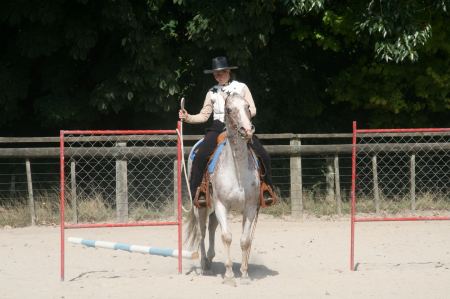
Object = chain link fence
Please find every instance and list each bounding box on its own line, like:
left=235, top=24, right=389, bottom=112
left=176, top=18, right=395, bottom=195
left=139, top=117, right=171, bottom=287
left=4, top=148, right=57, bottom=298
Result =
left=2, top=131, right=449, bottom=227
left=62, top=133, right=179, bottom=224
left=355, top=132, right=450, bottom=215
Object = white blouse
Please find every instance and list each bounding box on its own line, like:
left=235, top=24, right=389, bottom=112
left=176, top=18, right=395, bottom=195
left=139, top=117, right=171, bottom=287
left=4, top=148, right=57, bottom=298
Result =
left=186, top=80, right=256, bottom=124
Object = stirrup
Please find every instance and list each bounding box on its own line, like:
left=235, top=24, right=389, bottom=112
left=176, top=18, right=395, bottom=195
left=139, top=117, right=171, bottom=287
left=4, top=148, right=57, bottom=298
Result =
left=194, top=186, right=208, bottom=208
left=197, top=193, right=207, bottom=207
left=263, top=191, right=274, bottom=206
left=260, top=182, right=277, bottom=208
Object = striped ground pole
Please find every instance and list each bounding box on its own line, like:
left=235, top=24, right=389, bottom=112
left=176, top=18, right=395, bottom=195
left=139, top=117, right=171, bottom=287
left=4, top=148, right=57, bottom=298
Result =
left=68, top=237, right=198, bottom=259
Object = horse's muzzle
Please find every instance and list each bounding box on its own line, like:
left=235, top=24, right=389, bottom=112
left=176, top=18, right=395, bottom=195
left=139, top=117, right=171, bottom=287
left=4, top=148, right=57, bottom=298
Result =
left=238, top=125, right=255, bottom=140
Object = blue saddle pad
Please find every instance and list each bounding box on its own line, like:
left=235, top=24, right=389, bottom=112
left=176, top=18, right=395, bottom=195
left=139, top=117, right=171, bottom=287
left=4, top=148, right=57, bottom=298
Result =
left=189, top=139, right=226, bottom=174
left=207, top=141, right=226, bottom=174
left=189, top=138, right=204, bottom=161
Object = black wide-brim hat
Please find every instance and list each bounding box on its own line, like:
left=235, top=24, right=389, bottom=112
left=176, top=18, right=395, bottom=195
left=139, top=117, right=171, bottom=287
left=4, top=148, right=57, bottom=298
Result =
left=203, top=56, right=238, bottom=74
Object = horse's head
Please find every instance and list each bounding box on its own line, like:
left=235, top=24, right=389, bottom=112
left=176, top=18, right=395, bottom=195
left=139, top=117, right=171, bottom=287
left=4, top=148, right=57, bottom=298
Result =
left=224, top=92, right=255, bottom=141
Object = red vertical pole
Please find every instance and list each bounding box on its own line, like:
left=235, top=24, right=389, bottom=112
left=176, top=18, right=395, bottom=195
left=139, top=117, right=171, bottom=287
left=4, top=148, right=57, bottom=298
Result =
left=177, top=121, right=183, bottom=274
left=350, top=121, right=357, bottom=271
left=59, top=131, right=65, bottom=281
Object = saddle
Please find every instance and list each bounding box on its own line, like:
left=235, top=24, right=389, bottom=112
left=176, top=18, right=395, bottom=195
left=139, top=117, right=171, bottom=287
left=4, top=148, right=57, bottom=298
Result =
left=193, top=133, right=278, bottom=208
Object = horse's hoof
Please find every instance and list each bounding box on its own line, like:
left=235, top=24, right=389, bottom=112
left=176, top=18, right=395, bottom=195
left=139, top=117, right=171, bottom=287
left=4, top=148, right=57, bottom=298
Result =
left=240, top=276, right=251, bottom=285
left=201, top=269, right=214, bottom=276
left=201, top=259, right=211, bottom=272
left=222, top=276, right=237, bottom=287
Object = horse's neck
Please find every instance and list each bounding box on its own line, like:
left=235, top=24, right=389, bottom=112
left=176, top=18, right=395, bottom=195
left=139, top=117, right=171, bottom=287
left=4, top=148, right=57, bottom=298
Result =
left=224, top=133, right=251, bottom=173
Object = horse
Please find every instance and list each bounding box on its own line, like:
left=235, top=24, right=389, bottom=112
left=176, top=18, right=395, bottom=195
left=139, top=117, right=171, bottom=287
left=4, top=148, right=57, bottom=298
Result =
left=185, top=92, right=260, bottom=285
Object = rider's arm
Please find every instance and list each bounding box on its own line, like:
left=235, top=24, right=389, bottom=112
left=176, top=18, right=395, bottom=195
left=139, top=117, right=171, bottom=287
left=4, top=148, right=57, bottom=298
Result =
left=185, top=92, right=213, bottom=124
left=242, top=84, right=256, bottom=118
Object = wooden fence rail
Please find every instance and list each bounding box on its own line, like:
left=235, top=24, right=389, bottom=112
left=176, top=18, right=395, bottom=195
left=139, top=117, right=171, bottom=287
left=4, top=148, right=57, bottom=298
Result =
left=1, top=142, right=449, bottom=158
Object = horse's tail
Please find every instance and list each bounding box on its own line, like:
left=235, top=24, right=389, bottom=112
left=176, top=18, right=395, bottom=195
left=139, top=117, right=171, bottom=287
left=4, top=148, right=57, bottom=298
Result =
left=184, top=207, right=200, bottom=250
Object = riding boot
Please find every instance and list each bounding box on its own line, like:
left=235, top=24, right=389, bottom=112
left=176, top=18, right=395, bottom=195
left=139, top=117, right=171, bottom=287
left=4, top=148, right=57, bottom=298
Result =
left=195, top=187, right=207, bottom=207
left=262, top=176, right=276, bottom=206
left=190, top=179, right=207, bottom=207
left=263, top=192, right=273, bottom=206
left=262, top=182, right=277, bottom=206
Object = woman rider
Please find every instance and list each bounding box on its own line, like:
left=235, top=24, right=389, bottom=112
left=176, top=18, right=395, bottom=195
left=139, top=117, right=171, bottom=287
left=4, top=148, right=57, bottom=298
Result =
left=179, top=56, right=276, bottom=206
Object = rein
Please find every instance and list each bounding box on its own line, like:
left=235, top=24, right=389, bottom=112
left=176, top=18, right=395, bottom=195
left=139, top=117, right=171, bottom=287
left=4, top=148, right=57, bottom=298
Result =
left=177, top=97, right=193, bottom=213
left=223, top=93, right=254, bottom=191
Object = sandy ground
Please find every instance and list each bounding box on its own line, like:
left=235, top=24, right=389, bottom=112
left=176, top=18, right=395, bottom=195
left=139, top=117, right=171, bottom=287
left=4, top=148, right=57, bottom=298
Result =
left=1, top=215, right=449, bottom=299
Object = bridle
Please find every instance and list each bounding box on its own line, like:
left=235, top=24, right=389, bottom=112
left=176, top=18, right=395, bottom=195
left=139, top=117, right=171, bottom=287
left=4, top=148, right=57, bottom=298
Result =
left=224, top=93, right=255, bottom=140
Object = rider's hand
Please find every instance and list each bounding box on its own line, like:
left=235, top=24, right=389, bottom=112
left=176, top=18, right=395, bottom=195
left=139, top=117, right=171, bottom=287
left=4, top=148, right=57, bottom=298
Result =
left=179, top=109, right=188, bottom=120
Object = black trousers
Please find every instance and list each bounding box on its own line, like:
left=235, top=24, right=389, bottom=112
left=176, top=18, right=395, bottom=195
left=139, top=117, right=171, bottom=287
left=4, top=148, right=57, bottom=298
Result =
left=250, top=135, right=273, bottom=186
left=189, top=120, right=273, bottom=198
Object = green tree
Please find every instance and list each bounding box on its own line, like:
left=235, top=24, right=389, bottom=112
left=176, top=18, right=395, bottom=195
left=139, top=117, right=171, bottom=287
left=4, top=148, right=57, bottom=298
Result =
left=0, top=0, right=188, bottom=134
left=0, top=0, right=448, bottom=135
left=279, top=0, right=450, bottom=129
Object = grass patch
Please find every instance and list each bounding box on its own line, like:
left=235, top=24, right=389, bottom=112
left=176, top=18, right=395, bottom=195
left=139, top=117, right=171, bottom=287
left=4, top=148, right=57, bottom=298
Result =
left=129, top=200, right=176, bottom=221
left=0, top=202, right=30, bottom=227
left=260, top=191, right=449, bottom=218
left=1, top=190, right=448, bottom=227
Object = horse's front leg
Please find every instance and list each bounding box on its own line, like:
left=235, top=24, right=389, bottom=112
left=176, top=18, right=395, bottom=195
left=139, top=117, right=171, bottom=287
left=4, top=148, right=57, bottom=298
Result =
left=240, top=204, right=258, bottom=283
left=207, top=212, right=218, bottom=263
left=214, top=202, right=235, bottom=285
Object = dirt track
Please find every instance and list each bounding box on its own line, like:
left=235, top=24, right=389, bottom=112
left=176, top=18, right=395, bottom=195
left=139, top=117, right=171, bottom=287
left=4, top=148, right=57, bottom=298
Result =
left=1, top=215, right=449, bottom=298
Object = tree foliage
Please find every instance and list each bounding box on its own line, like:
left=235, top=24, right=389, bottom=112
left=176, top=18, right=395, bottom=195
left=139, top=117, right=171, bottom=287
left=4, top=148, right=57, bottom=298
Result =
left=0, top=0, right=448, bottom=135
left=286, top=0, right=450, bottom=63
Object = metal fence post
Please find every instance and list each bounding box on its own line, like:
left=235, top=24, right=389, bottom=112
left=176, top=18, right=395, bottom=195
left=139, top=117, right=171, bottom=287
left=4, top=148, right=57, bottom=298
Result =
left=116, top=142, right=128, bottom=222
left=70, top=161, right=78, bottom=223
left=25, top=159, right=36, bottom=225
left=173, top=160, right=178, bottom=217
left=410, top=154, right=416, bottom=211
left=290, top=138, right=303, bottom=218
left=334, top=154, right=342, bottom=215
left=326, top=158, right=335, bottom=202
left=372, top=154, right=380, bottom=214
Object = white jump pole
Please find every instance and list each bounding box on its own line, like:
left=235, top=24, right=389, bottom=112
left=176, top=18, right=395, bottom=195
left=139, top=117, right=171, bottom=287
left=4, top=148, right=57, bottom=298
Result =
left=68, top=237, right=198, bottom=259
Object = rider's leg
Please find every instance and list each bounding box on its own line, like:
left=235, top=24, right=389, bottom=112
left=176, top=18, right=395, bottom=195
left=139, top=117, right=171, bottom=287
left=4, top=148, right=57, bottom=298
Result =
left=189, top=129, right=221, bottom=203
left=250, top=135, right=276, bottom=204
left=250, top=136, right=273, bottom=185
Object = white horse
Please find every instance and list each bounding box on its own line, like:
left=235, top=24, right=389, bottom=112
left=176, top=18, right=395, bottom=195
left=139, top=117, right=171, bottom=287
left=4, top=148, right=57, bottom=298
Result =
left=185, top=92, right=260, bottom=285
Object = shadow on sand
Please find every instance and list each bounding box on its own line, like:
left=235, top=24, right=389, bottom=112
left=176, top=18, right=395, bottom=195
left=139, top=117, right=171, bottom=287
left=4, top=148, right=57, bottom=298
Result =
left=186, top=261, right=279, bottom=280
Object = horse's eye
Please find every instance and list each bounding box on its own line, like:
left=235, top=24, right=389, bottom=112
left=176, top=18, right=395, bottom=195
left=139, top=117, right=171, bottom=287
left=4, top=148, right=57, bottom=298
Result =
left=226, top=108, right=232, bottom=114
